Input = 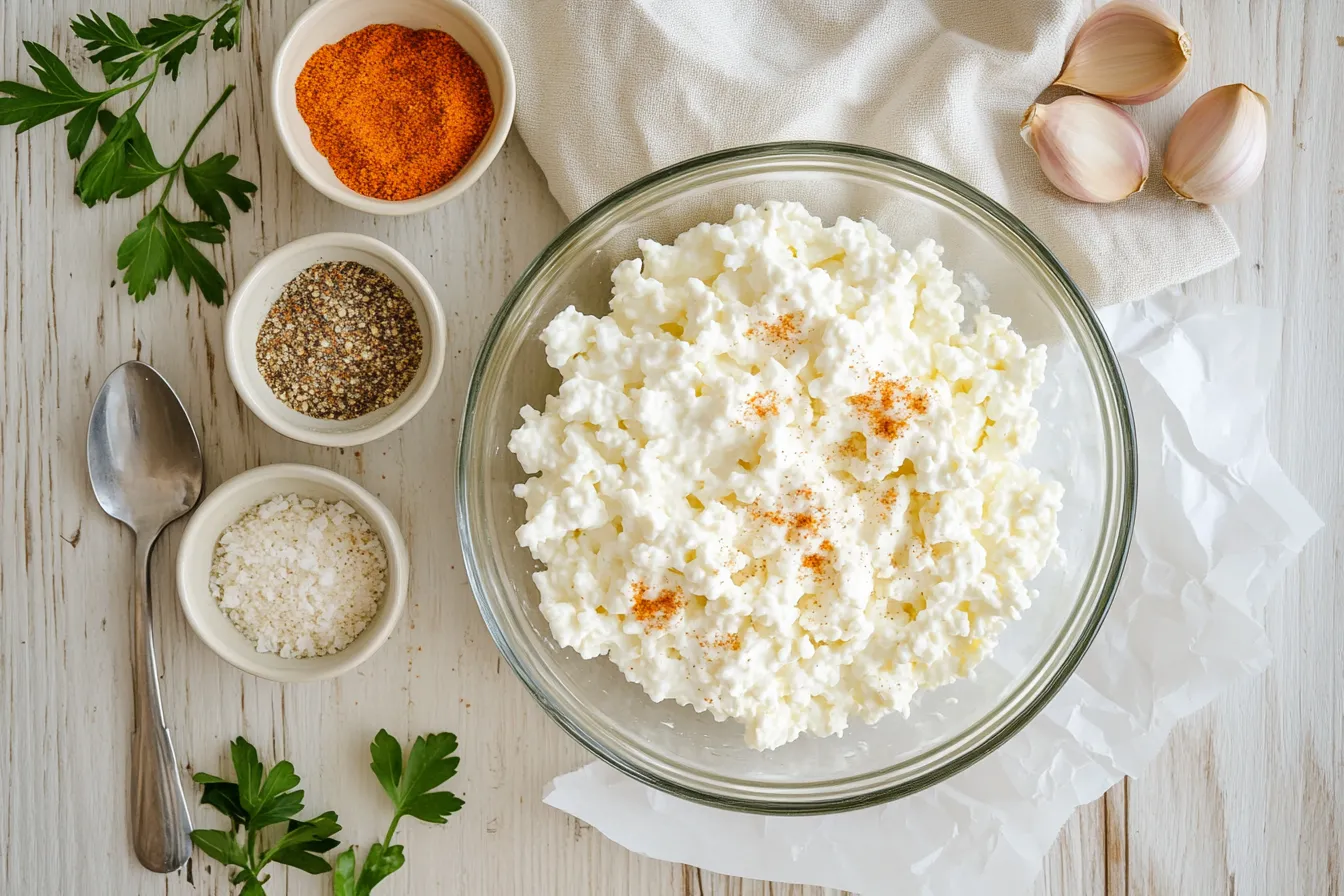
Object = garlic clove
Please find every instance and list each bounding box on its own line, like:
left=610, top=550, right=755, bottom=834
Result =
left=1021, top=95, right=1150, bottom=203
left=1162, top=83, right=1269, bottom=204
left=1054, top=0, right=1192, bottom=104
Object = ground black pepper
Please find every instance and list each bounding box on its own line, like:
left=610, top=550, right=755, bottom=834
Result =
left=256, top=261, right=422, bottom=420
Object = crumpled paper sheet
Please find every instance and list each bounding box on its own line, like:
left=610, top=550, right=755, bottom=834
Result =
left=543, top=293, right=1324, bottom=895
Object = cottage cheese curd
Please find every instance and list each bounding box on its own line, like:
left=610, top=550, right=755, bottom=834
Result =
left=509, top=201, right=1063, bottom=750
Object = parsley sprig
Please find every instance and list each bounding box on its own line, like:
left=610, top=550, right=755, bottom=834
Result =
left=0, top=1, right=253, bottom=304
left=192, top=731, right=464, bottom=896
left=192, top=738, right=344, bottom=895
left=333, top=730, right=465, bottom=896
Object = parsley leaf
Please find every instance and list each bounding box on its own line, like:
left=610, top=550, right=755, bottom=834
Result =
left=118, top=205, right=227, bottom=304
left=191, top=737, right=342, bottom=896
left=337, top=730, right=464, bottom=896
left=353, top=843, right=406, bottom=895
left=192, top=829, right=249, bottom=867
left=184, top=152, right=255, bottom=226
left=94, top=109, right=169, bottom=194
left=64, top=103, right=101, bottom=158
left=263, top=811, right=343, bottom=874
left=374, top=731, right=463, bottom=824
left=137, top=13, right=205, bottom=79
left=332, top=848, right=358, bottom=896
left=212, top=5, right=242, bottom=50
left=117, top=207, right=172, bottom=301
left=0, top=41, right=106, bottom=135
left=71, top=12, right=151, bottom=82
left=162, top=211, right=227, bottom=304
left=75, top=108, right=138, bottom=204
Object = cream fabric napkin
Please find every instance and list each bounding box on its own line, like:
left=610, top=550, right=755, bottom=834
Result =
left=470, top=0, right=1237, bottom=306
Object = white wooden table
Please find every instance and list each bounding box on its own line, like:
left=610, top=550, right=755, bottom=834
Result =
left=2, top=2, right=1339, bottom=894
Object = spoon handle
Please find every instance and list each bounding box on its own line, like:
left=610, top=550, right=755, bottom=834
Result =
left=130, top=535, right=193, bottom=873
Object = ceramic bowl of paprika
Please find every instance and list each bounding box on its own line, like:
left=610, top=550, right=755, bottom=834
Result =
left=271, top=0, right=515, bottom=215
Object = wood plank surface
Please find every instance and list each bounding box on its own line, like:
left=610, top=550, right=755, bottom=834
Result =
left=0, top=1, right=1339, bottom=894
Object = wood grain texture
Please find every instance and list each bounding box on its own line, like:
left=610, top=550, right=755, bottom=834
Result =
left=0, top=1, right=1339, bottom=894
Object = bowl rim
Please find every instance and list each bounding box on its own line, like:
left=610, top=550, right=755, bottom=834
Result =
left=223, top=231, right=448, bottom=448
left=458, top=141, right=1138, bottom=813
left=269, top=0, right=516, bottom=216
left=176, top=462, right=409, bottom=683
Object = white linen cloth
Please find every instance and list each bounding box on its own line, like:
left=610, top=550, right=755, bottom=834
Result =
left=470, top=0, right=1239, bottom=306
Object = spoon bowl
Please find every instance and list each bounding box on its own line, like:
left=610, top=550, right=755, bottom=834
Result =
left=89, top=363, right=204, bottom=532
left=88, top=361, right=203, bottom=873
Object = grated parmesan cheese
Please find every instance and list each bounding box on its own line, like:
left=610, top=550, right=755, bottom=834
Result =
left=209, top=493, right=387, bottom=658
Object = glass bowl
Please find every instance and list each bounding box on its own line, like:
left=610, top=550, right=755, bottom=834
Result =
left=458, top=142, right=1136, bottom=813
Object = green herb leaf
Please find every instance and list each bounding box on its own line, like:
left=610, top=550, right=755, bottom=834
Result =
left=160, top=34, right=199, bottom=81
left=123, top=139, right=168, bottom=192
left=136, top=13, right=204, bottom=47
left=94, top=109, right=168, bottom=193
left=247, top=782, right=306, bottom=834
left=74, top=110, right=138, bottom=205
left=212, top=5, right=242, bottom=50
left=332, top=847, right=358, bottom=896
left=64, top=103, right=100, bottom=157
left=117, top=207, right=172, bottom=301
left=71, top=12, right=150, bottom=81
left=268, top=847, right=332, bottom=876
left=24, top=41, right=88, bottom=97
left=198, top=779, right=249, bottom=827
left=118, top=207, right=229, bottom=304
left=354, top=842, right=406, bottom=896
left=183, top=152, right=255, bottom=226
left=136, top=13, right=205, bottom=79
left=0, top=42, right=100, bottom=133
left=239, top=879, right=268, bottom=896
left=231, top=736, right=266, bottom=813
left=178, top=219, right=227, bottom=243
left=189, top=830, right=248, bottom=868
left=262, top=810, right=342, bottom=871
left=371, top=730, right=464, bottom=828
left=257, top=760, right=302, bottom=807
left=369, top=729, right=404, bottom=805
left=393, top=732, right=461, bottom=822
left=400, top=790, right=466, bottom=824
left=0, top=80, right=89, bottom=131
left=162, top=211, right=227, bottom=305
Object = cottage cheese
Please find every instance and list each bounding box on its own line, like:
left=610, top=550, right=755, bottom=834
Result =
left=510, top=201, right=1063, bottom=750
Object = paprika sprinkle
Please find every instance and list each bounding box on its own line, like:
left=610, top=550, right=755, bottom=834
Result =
left=295, top=24, right=494, bottom=201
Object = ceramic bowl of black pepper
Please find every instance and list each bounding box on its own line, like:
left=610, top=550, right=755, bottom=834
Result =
left=224, top=232, right=447, bottom=447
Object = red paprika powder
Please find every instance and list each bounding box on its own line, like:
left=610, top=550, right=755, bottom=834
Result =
left=295, top=23, right=494, bottom=201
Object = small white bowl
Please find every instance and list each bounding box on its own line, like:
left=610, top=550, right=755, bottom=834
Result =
left=177, top=464, right=409, bottom=683
left=271, top=0, right=515, bottom=215
left=225, top=232, right=447, bottom=447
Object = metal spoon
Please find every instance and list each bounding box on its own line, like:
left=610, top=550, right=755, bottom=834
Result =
left=87, top=361, right=202, bottom=873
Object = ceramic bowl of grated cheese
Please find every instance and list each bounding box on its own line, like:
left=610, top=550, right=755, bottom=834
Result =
left=177, top=463, right=409, bottom=682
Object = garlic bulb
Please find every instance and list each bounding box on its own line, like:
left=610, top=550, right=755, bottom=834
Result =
left=1055, top=0, right=1192, bottom=104
left=1163, top=84, right=1269, bottom=203
left=1021, top=96, right=1150, bottom=203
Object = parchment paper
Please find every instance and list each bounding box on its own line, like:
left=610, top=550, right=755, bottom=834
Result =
left=543, top=292, right=1323, bottom=895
